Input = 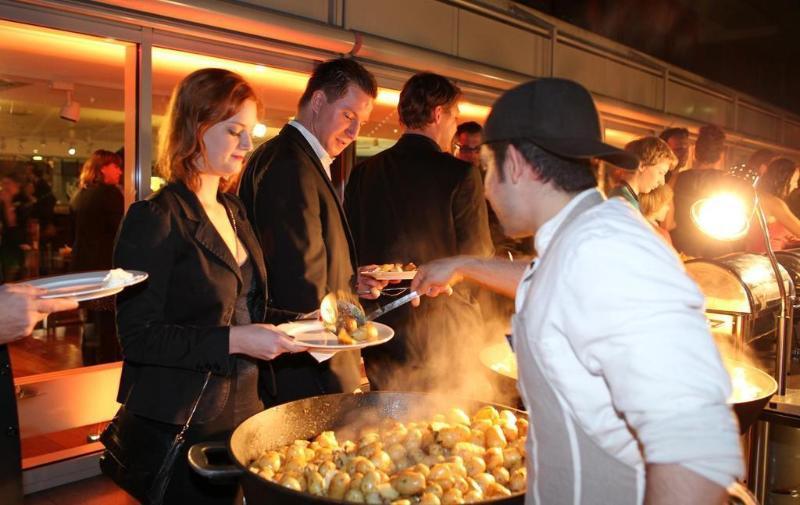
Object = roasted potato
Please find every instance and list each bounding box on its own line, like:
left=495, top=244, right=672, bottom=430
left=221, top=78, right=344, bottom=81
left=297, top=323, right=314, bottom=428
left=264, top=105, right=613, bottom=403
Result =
left=248, top=405, right=527, bottom=503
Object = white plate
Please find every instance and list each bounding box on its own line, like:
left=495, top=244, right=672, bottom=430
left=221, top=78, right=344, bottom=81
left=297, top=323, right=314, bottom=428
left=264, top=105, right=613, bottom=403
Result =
left=27, top=270, right=148, bottom=302
left=363, top=269, right=417, bottom=281
left=278, top=320, right=394, bottom=351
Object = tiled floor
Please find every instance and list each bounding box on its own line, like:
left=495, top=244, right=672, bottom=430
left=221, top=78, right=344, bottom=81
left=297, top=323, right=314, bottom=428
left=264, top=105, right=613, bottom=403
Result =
left=24, top=475, right=138, bottom=505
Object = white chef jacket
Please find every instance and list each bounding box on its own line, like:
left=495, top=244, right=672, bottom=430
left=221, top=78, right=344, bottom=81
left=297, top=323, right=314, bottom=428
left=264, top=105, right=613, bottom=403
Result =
left=516, top=188, right=744, bottom=500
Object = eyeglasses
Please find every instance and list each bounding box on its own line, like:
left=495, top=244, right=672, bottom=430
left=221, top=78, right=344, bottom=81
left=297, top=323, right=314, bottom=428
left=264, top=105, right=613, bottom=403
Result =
left=455, top=144, right=480, bottom=154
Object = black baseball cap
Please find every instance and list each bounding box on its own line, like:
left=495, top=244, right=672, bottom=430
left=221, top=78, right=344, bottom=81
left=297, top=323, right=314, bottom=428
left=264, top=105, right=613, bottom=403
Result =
left=484, top=78, right=639, bottom=170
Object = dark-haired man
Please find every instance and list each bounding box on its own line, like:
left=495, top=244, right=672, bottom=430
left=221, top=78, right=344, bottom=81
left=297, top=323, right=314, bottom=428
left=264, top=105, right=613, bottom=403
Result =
left=453, top=120, right=483, bottom=167
left=239, top=58, right=378, bottom=404
left=454, top=121, right=534, bottom=258
left=411, top=79, right=742, bottom=504
left=345, top=72, right=492, bottom=392
left=659, top=127, right=691, bottom=173
left=670, top=124, right=749, bottom=257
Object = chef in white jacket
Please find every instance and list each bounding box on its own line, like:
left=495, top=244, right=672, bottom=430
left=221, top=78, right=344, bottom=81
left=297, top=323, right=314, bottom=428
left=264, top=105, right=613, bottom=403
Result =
left=411, top=78, right=743, bottom=505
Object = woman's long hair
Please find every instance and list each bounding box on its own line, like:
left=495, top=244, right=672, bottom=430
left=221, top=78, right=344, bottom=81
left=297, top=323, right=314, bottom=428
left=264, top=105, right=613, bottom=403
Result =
left=760, top=158, right=798, bottom=199
left=158, top=68, right=259, bottom=191
left=78, top=150, right=122, bottom=189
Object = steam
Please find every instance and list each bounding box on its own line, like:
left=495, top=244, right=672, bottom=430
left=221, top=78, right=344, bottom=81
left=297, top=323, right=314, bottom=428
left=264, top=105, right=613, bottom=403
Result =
left=359, top=281, right=520, bottom=408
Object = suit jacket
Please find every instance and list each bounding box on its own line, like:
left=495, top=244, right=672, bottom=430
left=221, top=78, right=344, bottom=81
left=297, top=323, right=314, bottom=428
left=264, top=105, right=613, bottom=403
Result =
left=238, top=124, right=361, bottom=400
left=113, top=182, right=268, bottom=425
left=70, top=184, right=124, bottom=272
left=344, top=133, right=493, bottom=390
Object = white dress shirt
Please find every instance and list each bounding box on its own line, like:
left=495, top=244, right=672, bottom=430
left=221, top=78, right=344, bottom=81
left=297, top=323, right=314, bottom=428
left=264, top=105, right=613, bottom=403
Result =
left=516, top=188, right=743, bottom=500
left=288, top=120, right=333, bottom=180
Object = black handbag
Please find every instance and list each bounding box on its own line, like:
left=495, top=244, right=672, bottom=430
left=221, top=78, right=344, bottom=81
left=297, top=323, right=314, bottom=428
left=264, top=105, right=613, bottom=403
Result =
left=99, top=372, right=211, bottom=504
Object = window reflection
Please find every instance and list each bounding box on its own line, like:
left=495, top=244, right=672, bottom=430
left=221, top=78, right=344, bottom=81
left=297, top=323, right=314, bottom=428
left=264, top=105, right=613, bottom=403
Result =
left=1, top=19, right=129, bottom=376
left=1, top=34, right=491, bottom=377
left=150, top=47, right=309, bottom=191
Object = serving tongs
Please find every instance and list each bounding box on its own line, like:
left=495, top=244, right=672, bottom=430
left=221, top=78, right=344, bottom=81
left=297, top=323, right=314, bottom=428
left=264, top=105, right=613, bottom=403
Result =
left=365, top=290, right=420, bottom=321
left=295, top=290, right=420, bottom=323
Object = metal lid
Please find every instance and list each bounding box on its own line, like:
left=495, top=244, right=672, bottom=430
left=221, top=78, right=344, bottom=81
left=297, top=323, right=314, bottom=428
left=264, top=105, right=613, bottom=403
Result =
left=685, top=252, right=793, bottom=314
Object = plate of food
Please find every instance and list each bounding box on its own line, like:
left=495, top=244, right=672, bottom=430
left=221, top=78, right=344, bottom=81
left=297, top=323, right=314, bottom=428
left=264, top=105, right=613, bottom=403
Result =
left=278, top=320, right=393, bottom=350
left=27, top=268, right=148, bottom=302
left=362, top=262, right=417, bottom=281
left=278, top=292, right=394, bottom=350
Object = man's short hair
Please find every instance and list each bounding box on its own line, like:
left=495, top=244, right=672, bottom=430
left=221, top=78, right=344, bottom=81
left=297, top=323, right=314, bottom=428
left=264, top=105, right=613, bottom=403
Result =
left=456, top=121, right=483, bottom=137
left=659, top=127, right=689, bottom=143
left=399, top=72, right=461, bottom=129
left=695, top=124, right=726, bottom=165
left=624, top=136, right=678, bottom=169
left=298, top=58, right=377, bottom=108
left=487, top=139, right=597, bottom=192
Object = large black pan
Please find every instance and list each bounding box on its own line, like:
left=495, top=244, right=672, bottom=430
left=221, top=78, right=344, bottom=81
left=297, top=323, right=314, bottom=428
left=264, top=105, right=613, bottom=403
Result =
left=479, top=343, right=778, bottom=434
left=189, top=391, right=527, bottom=505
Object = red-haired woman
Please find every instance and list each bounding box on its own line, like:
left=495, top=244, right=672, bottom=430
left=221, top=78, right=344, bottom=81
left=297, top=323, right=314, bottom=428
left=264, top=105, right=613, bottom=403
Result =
left=71, top=149, right=124, bottom=273
left=107, top=68, right=305, bottom=504
left=70, top=149, right=125, bottom=362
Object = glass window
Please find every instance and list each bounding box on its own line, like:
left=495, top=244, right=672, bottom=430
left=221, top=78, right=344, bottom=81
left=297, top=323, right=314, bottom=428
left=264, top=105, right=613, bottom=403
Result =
left=355, top=89, right=490, bottom=161
left=1, top=20, right=131, bottom=375
left=150, top=47, right=314, bottom=190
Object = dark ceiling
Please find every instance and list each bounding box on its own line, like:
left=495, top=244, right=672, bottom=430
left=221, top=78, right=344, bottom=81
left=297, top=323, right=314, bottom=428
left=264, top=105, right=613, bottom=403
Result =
left=518, top=0, right=800, bottom=117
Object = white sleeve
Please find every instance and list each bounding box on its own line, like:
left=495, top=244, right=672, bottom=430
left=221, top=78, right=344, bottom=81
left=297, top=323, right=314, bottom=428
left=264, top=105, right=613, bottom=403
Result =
left=561, top=231, right=744, bottom=488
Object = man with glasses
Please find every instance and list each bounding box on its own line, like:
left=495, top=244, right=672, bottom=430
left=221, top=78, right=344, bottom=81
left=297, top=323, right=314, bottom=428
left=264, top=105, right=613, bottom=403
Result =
left=454, top=121, right=534, bottom=258
left=345, top=72, right=492, bottom=392
left=453, top=121, right=483, bottom=167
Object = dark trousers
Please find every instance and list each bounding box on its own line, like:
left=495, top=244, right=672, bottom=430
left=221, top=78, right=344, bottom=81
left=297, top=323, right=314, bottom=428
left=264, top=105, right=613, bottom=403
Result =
left=0, top=345, right=23, bottom=505
left=114, top=408, right=238, bottom=505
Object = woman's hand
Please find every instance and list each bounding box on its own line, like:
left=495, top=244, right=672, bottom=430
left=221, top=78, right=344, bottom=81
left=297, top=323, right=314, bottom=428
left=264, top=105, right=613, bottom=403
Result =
left=229, top=324, right=308, bottom=360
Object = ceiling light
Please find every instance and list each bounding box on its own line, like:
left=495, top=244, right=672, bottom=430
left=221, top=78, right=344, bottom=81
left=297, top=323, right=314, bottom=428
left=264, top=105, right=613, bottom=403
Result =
left=68, top=146, right=76, bottom=156
left=252, top=123, right=267, bottom=138
left=52, top=82, right=80, bottom=123
left=60, top=90, right=81, bottom=123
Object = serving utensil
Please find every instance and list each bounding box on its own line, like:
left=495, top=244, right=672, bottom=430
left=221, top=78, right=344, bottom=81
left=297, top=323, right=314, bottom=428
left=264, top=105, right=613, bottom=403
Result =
left=365, top=290, right=420, bottom=321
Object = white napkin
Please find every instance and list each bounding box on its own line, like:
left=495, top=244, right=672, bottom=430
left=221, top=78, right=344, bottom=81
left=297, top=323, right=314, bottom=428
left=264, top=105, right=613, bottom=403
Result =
left=279, top=321, right=340, bottom=362
left=310, top=350, right=337, bottom=362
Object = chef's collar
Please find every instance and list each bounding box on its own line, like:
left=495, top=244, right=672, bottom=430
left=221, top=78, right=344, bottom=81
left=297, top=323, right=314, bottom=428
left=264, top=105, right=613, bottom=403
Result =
left=289, top=120, right=333, bottom=180
left=534, top=188, right=601, bottom=255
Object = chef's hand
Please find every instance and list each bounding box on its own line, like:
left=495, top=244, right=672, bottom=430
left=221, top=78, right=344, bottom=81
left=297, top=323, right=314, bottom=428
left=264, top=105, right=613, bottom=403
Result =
left=229, top=324, right=308, bottom=360
left=409, top=257, right=470, bottom=307
left=0, top=283, right=78, bottom=344
left=356, top=265, right=390, bottom=299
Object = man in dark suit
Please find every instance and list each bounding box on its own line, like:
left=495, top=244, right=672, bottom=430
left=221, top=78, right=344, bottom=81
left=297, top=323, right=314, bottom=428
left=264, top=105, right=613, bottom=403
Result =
left=239, top=58, right=378, bottom=404
left=345, top=72, right=493, bottom=392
